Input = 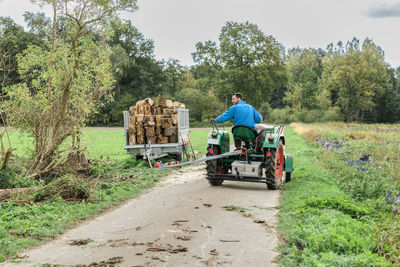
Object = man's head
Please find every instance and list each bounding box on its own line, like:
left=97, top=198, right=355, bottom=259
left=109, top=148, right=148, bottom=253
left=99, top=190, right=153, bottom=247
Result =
left=232, top=93, right=243, bottom=105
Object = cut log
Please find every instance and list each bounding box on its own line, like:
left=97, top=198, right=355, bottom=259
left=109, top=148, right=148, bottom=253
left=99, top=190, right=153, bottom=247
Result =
left=165, top=99, right=173, bottom=108
left=128, top=126, right=136, bottom=135
left=130, top=106, right=137, bottom=115
left=147, top=137, right=156, bottom=144
left=145, top=126, right=155, bottom=137
left=129, top=116, right=136, bottom=127
left=156, top=107, right=163, bottom=115
left=144, top=115, right=155, bottom=126
left=172, top=114, right=178, bottom=125
left=153, top=95, right=167, bottom=107
left=155, top=115, right=163, bottom=126
left=144, top=104, right=152, bottom=116
left=136, top=122, right=145, bottom=144
left=128, top=133, right=136, bottom=145
left=169, top=135, right=178, bottom=143
left=163, top=108, right=173, bottom=116
left=162, top=118, right=173, bottom=129
left=163, top=127, right=177, bottom=137
left=155, top=126, right=162, bottom=135
left=136, top=114, right=144, bottom=123
left=144, top=98, right=154, bottom=106
left=157, top=136, right=169, bottom=144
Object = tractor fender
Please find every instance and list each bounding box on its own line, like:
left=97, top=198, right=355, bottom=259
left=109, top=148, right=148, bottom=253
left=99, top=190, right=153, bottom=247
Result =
left=207, top=130, right=230, bottom=153
left=262, top=133, right=282, bottom=148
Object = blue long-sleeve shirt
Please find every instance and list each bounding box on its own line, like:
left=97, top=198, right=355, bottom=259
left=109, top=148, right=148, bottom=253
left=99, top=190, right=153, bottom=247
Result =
left=214, top=101, right=262, bottom=129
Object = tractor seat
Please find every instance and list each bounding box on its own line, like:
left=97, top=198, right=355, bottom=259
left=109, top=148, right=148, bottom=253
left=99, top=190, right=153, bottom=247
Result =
left=232, top=125, right=258, bottom=142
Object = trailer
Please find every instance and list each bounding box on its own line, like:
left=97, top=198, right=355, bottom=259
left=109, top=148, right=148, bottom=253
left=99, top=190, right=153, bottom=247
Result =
left=123, top=109, right=190, bottom=161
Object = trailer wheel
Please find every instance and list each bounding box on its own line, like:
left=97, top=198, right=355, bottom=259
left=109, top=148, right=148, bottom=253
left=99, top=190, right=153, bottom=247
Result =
left=265, top=140, right=284, bottom=190
left=206, top=145, right=224, bottom=186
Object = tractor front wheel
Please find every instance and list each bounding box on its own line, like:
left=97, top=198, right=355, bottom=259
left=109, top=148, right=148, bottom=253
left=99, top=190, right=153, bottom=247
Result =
left=265, top=140, right=284, bottom=190
left=206, top=145, right=224, bottom=186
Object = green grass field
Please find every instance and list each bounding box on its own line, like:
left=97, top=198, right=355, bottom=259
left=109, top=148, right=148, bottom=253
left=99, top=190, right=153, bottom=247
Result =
left=279, top=122, right=400, bottom=265
left=4, top=127, right=226, bottom=160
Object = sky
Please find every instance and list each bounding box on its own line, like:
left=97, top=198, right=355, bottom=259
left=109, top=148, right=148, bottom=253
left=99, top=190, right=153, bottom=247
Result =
left=0, top=0, right=399, bottom=68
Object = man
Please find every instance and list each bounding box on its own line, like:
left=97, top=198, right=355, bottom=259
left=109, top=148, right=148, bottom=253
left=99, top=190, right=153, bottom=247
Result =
left=211, top=93, right=264, bottom=149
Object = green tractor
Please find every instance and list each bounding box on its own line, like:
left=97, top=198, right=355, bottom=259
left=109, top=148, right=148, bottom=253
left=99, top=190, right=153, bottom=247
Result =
left=205, top=123, right=293, bottom=189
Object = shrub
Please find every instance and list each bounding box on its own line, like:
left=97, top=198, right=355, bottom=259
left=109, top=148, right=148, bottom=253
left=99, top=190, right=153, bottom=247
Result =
left=269, top=108, right=292, bottom=123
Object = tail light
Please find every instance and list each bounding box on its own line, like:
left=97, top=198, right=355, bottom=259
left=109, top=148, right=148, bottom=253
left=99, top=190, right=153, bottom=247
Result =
left=268, top=137, right=274, bottom=142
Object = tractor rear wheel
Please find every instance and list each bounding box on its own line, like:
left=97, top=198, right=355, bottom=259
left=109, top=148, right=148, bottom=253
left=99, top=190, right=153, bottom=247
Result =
left=206, top=145, right=224, bottom=186
left=265, top=140, right=284, bottom=190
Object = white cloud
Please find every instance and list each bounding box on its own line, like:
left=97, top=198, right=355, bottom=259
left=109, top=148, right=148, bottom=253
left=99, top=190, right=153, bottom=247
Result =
left=365, top=2, right=400, bottom=18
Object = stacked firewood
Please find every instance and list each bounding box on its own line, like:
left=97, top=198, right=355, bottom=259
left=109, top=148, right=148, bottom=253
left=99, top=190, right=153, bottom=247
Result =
left=128, top=96, right=186, bottom=145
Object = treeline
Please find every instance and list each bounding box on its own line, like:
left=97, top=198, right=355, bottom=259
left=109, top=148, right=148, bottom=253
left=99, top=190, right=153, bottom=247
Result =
left=1, top=17, right=399, bottom=125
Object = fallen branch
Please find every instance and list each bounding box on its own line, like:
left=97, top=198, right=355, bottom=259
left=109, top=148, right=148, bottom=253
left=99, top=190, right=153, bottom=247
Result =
left=1, top=147, right=12, bottom=170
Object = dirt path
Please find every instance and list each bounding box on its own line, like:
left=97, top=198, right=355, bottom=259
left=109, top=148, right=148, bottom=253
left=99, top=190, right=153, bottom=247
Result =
left=3, top=164, right=281, bottom=266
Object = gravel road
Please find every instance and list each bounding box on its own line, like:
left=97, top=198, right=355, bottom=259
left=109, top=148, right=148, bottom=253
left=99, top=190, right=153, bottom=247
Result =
left=4, top=164, right=281, bottom=267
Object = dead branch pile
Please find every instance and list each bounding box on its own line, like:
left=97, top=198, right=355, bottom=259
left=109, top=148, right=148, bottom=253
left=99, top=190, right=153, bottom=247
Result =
left=128, top=96, right=185, bottom=145
left=33, top=175, right=94, bottom=202
left=0, top=188, right=34, bottom=203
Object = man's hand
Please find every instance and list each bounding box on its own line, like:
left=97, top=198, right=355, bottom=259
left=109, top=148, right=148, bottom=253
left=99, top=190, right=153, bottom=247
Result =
left=209, top=118, right=215, bottom=122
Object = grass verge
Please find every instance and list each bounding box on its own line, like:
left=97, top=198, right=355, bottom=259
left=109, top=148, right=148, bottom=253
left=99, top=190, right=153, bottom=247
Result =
left=0, top=160, right=169, bottom=261
left=278, top=125, right=391, bottom=266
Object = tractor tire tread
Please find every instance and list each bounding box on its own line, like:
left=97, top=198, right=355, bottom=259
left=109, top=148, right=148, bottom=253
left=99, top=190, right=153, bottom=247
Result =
left=206, top=146, right=223, bottom=186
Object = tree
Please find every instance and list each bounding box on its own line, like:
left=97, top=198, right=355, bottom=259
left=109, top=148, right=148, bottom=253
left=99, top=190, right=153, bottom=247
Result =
left=87, top=19, right=182, bottom=125
left=321, top=38, right=390, bottom=122
left=375, top=66, right=400, bottom=123
left=193, top=21, right=286, bottom=108
left=175, top=87, right=224, bottom=122
left=3, top=0, right=137, bottom=177
left=0, top=16, right=46, bottom=92
left=285, top=48, right=325, bottom=111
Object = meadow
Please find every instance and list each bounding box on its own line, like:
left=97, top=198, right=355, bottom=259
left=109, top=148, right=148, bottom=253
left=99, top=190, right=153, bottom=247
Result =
left=279, top=122, right=400, bottom=265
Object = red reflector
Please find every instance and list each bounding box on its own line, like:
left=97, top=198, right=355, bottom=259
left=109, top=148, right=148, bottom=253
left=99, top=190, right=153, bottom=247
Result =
left=209, top=149, right=214, bottom=154
left=268, top=137, right=274, bottom=142
left=266, top=152, right=271, bottom=157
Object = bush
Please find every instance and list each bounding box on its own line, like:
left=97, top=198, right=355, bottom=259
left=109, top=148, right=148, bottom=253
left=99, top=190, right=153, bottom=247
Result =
left=322, top=107, right=342, bottom=122
left=259, top=102, right=272, bottom=122
left=292, top=110, right=322, bottom=123
left=269, top=108, right=292, bottom=123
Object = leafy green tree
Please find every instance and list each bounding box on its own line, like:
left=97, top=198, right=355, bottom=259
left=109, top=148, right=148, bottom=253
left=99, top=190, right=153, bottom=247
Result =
left=375, top=66, right=400, bottom=123
left=88, top=19, right=185, bottom=125
left=193, top=21, right=286, bottom=108
left=3, top=0, right=137, bottom=177
left=23, top=12, right=51, bottom=40
left=0, top=16, right=45, bottom=91
left=175, top=87, right=224, bottom=122
left=321, top=38, right=390, bottom=122
left=285, top=48, right=325, bottom=111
